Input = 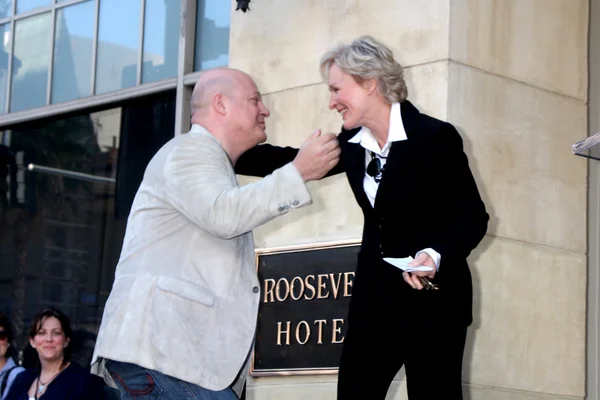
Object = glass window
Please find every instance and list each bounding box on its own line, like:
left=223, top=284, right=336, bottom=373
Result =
left=0, top=0, right=12, bottom=19
left=95, top=0, right=140, bottom=94
left=0, top=90, right=176, bottom=366
left=51, top=1, right=95, bottom=104
left=10, top=13, right=52, bottom=113
left=194, top=0, right=230, bottom=71
left=0, top=23, right=10, bottom=114
left=16, top=0, right=51, bottom=15
left=142, top=0, right=180, bottom=83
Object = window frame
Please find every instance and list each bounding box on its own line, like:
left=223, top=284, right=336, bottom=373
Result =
left=0, top=0, right=221, bottom=136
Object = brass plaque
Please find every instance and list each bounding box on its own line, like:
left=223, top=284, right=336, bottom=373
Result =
left=251, top=240, right=360, bottom=376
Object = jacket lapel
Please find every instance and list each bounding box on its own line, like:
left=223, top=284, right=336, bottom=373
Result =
left=374, top=140, right=410, bottom=210
left=374, top=100, right=420, bottom=209
left=342, top=140, right=371, bottom=209
left=398, top=100, right=420, bottom=138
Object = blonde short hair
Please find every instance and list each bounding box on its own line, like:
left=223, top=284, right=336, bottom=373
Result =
left=319, top=35, right=408, bottom=103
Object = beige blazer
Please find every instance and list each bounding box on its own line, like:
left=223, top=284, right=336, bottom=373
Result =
left=91, top=125, right=311, bottom=395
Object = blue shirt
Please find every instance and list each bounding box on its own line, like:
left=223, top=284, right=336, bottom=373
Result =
left=0, top=358, right=25, bottom=400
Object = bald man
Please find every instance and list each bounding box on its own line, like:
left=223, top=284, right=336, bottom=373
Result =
left=91, top=68, right=340, bottom=399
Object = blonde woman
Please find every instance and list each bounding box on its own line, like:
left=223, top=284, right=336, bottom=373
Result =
left=235, top=35, right=489, bottom=400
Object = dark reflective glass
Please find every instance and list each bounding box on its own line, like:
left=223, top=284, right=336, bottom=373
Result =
left=0, top=90, right=175, bottom=367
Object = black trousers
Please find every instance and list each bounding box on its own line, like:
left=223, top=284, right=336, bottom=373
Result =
left=336, top=306, right=468, bottom=400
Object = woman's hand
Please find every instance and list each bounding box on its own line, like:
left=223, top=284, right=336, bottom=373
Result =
left=403, top=252, right=437, bottom=290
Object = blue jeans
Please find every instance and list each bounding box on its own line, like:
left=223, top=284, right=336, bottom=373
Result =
left=105, top=360, right=239, bottom=400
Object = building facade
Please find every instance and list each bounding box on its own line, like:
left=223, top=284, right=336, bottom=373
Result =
left=0, top=0, right=596, bottom=399
left=0, top=0, right=230, bottom=372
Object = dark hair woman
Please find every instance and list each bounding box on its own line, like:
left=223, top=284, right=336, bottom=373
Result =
left=4, top=308, right=104, bottom=400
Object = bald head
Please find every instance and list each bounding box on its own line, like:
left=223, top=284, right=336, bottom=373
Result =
left=188, top=68, right=269, bottom=163
left=190, top=68, right=250, bottom=118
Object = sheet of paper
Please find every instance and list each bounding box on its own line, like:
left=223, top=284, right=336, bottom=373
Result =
left=383, top=256, right=433, bottom=272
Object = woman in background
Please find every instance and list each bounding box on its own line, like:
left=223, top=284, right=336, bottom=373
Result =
left=5, top=308, right=104, bottom=400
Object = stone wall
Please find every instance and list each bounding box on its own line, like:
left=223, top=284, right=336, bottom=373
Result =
left=229, top=1, right=588, bottom=398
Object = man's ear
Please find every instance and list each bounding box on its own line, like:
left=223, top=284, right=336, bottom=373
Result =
left=213, top=93, right=227, bottom=115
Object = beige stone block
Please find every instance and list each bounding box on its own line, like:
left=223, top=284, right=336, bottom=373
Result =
left=239, top=62, right=451, bottom=248
left=388, top=381, right=582, bottom=400
left=448, top=63, right=587, bottom=253
left=246, top=375, right=337, bottom=400
left=450, top=0, right=588, bottom=100
left=404, top=60, right=449, bottom=121
left=247, top=383, right=335, bottom=400
left=230, top=0, right=450, bottom=94
left=246, top=376, right=410, bottom=400
left=464, top=384, right=582, bottom=400
left=465, top=236, right=586, bottom=396
left=247, top=378, right=583, bottom=399
left=385, top=380, right=408, bottom=400
left=392, top=381, right=583, bottom=400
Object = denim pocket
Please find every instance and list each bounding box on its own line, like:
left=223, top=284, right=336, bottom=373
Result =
left=107, top=361, right=163, bottom=399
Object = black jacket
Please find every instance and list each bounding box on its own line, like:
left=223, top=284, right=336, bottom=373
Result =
left=5, top=363, right=105, bottom=400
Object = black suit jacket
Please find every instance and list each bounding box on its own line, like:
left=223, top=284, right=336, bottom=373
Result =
left=236, top=100, right=489, bottom=325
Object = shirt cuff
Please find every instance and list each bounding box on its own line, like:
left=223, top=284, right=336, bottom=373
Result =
left=416, top=248, right=441, bottom=271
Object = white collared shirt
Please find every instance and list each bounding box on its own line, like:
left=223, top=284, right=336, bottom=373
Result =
left=348, top=102, right=441, bottom=269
